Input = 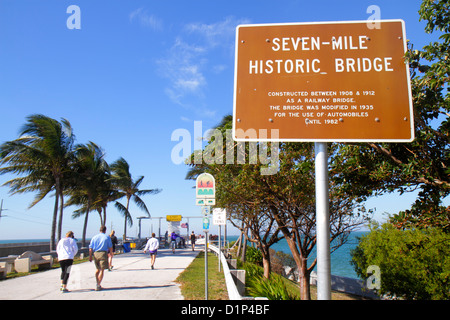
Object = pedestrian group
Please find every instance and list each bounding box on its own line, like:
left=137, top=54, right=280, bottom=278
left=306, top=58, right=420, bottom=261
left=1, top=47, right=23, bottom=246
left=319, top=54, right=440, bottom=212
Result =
left=56, top=226, right=197, bottom=293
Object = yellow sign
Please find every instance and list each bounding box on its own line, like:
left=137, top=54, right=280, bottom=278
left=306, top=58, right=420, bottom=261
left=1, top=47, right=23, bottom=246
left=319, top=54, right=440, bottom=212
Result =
left=166, top=215, right=182, bottom=222
left=233, top=20, right=414, bottom=142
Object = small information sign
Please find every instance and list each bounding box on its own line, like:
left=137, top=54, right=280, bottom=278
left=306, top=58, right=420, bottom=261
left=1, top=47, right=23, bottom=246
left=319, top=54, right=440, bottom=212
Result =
left=166, top=215, right=182, bottom=222
left=212, top=208, right=227, bottom=226
left=196, top=173, right=216, bottom=206
left=203, top=217, right=210, bottom=232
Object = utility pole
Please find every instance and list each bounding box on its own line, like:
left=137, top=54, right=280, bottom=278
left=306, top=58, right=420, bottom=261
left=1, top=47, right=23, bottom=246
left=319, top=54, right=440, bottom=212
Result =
left=0, top=199, right=7, bottom=222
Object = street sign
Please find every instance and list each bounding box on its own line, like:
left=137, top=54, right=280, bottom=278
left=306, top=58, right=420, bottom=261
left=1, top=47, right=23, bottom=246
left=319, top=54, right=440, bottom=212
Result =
left=201, top=206, right=211, bottom=216
left=212, top=208, right=227, bottom=226
left=196, top=173, right=216, bottom=206
left=202, top=217, right=210, bottom=231
left=166, top=215, right=182, bottom=222
left=196, top=198, right=215, bottom=206
left=233, top=20, right=414, bottom=142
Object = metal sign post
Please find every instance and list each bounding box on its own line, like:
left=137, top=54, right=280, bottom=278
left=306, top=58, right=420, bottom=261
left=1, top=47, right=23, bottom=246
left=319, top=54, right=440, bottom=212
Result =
left=213, top=208, right=227, bottom=272
left=196, top=173, right=215, bottom=301
left=204, top=230, right=209, bottom=300
left=203, top=215, right=210, bottom=300
left=315, top=142, right=331, bottom=299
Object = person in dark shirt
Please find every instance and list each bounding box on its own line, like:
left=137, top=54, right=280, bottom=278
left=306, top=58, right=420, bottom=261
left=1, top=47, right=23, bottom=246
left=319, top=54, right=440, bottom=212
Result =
left=109, top=230, right=118, bottom=270
left=190, top=231, right=196, bottom=251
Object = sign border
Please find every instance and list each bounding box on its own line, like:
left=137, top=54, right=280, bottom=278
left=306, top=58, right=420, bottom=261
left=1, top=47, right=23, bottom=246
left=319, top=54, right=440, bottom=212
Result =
left=232, top=19, right=414, bottom=143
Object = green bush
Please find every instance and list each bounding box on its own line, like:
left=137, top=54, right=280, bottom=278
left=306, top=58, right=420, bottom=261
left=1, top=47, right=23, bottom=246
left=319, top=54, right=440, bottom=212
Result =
left=244, top=262, right=299, bottom=300
left=246, top=246, right=263, bottom=265
left=351, top=222, right=450, bottom=300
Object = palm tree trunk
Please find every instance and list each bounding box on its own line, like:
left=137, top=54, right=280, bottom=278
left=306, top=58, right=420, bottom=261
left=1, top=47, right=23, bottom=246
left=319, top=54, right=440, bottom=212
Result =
left=57, top=188, right=64, bottom=242
left=123, top=196, right=131, bottom=241
left=97, top=208, right=103, bottom=226
left=82, top=207, right=89, bottom=248
left=50, top=192, right=59, bottom=251
left=102, top=206, right=107, bottom=227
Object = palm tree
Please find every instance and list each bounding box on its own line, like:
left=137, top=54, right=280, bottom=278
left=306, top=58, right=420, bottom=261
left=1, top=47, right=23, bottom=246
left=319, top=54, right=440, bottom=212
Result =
left=110, top=157, right=161, bottom=240
left=0, top=114, right=75, bottom=250
left=66, top=142, right=109, bottom=247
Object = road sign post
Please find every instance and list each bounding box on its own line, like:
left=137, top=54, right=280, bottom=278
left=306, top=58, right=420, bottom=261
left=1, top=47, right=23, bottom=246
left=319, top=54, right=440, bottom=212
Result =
left=233, top=20, right=413, bottom=300
left=315, top=142, right=331, bottom=300
left=204, top=229, right=208, bottom=300
left=196, top=173, right=216, bottom=301
left=213, top=208, right=227, bottom=272
left=202, top=214, right=210, bottom=300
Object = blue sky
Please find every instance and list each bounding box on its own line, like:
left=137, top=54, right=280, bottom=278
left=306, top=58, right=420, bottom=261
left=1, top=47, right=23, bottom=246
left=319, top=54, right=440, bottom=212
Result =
left=0, top=0, right=447, bottom=240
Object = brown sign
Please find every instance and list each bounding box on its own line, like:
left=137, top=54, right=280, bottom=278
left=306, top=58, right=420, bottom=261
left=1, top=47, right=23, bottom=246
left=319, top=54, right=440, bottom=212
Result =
left=233, top=20, right=414, bottom=142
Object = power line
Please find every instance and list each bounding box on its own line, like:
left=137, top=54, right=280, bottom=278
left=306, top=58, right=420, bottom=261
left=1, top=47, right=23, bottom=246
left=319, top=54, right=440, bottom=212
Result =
left=0, top=199, right=8, bottom=221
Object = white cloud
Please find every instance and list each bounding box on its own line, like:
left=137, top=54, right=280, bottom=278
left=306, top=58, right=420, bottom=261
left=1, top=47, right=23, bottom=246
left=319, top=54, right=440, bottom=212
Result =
left=129, top=8, right=163, bottom=31
left=157, top=38, right=207, bottom=97
left=184, top=16, right=249, bottom=49
left=157, top=16, right=250, bottom=116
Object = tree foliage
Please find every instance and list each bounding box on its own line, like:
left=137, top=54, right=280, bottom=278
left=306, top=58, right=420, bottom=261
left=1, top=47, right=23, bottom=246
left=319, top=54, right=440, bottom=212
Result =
left=0, top=115, right=161, bottom=247
left=351, top=222, right=450, bottom=300
left=110, top=157, right=161, bottom=240
left=186, top=116, right=369, bottom=300
left=331, top=0, right=449, bottom=231
left=0, top=114, right=75, bottom=250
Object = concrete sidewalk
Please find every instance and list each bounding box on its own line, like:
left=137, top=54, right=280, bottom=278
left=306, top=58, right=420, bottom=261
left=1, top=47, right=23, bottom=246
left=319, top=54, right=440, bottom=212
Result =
left=0, top=247, right=201, bottom=300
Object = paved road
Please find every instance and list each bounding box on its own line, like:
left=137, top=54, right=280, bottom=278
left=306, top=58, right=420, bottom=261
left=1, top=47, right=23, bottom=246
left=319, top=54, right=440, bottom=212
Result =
left=0, top=247, right=200, bottom=300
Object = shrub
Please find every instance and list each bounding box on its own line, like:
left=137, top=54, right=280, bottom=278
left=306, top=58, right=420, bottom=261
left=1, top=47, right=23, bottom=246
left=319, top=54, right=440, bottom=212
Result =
left=351, top=222, right=450, bottom=300
left=244, top=262, right=299, bottom=300
left=246, top=246, right=263, bottom=265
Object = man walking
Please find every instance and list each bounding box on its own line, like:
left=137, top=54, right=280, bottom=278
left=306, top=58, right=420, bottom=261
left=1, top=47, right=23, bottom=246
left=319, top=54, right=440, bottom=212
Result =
left=89, top=225, right=113, bottom=291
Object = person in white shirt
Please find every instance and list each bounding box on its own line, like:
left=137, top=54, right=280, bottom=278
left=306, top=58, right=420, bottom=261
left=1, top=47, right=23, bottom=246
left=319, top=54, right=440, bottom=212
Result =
left=143, top=233, right=160, bottom=270
left=56, top=231, right=79, bottom=292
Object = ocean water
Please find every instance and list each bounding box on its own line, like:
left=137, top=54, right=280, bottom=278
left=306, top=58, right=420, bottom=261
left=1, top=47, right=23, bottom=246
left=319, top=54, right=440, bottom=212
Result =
left=0, top=239, right=50, bottom=244
left=225, top=231, right=366, bottom=280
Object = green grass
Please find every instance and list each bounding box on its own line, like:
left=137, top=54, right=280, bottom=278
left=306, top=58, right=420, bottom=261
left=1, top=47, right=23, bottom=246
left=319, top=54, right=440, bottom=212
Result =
left=176, top=251, right=228, bottom=300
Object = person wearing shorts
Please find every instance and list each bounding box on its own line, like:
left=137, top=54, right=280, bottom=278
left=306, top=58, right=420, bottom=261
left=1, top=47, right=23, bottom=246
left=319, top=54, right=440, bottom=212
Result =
left=143, top=233, right=159, bottom=269
left=89, top=225, right=113, bottom=291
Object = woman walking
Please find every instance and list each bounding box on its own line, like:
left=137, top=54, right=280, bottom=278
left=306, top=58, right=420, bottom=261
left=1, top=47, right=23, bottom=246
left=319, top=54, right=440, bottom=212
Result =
left=143, top=233, right=160, bottom=269
left=56, top=231, right=79, bottom=293
left=109, top=230, right=118, bottom=271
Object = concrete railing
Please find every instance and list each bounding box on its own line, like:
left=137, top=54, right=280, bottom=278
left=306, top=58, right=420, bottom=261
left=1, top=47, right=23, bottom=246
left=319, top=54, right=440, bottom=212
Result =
left=207, top=243, right=378, bottom=300
left=208, top=243, right=243, bottom=300
left=208, top=243, right=267, bottom=300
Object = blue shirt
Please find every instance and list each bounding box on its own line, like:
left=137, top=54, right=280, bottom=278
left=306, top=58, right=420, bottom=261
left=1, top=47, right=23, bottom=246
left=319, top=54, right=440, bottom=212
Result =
left=89, top=233, right=112, bottom=252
